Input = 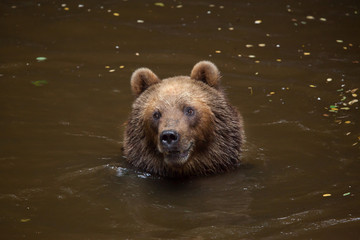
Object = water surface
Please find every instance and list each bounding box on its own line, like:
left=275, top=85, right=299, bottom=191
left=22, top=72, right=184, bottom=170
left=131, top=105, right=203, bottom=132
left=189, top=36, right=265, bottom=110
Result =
left=1, top=0, right=359, bottom=239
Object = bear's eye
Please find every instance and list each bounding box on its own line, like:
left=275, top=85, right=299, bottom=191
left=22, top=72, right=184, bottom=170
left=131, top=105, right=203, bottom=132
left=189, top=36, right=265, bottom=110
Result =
left=184, top=107, right=195, bottom=116
left=153, top=111, right=161, bottom=120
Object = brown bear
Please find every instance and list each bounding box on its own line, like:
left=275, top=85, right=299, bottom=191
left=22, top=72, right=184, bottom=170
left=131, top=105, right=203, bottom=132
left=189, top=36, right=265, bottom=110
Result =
left=123, top=61, right=244, bottom=177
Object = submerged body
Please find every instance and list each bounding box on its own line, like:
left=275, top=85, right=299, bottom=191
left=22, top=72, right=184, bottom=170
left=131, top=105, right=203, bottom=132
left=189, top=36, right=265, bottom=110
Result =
left=123, top=61, right=244, bottom=177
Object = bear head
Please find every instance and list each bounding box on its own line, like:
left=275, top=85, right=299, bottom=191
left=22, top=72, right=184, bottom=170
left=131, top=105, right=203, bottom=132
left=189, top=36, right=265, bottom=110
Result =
left=124, top=61, right=243, bottom=177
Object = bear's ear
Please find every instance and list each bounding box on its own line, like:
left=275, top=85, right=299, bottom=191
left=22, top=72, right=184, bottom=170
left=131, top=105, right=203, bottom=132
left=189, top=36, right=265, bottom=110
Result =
left=130, top=68, right=161, bottom=96
left=190, top=61, right=220, bottom=88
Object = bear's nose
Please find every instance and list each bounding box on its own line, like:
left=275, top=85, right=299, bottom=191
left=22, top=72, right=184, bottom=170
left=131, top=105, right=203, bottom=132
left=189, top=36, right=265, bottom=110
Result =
left=160, top=130, right=179, bottom=148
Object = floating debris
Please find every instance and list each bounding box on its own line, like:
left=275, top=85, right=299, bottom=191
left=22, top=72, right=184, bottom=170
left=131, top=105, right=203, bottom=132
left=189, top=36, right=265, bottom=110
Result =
left=306, top=15, right=315, bottom=20
left=137, top=20, right=144, bottom=23
left=246, top=44, right=253, bottom=48
left=258, top=43, right=266, bottom=47
left=109, top=69, right=115, bottom=73
left=119, top=65, right=125, bottom=69
left=309, top=85, right=317, bottom=88
left=113, top=13, right=119, bottom=16
left=20, top=219, right=31, bottom=223
left=36, top=57, right=47, bottom=62
left=326, top=78, right=333, bottom=82
left=248, top=55, right=256, bottom=58
left=336, top=39, right=344, bottom=43
left=323, top=193, right=331, bottom=197
left=228, top=27, right=234, bottom=31
left=215, top=50, right=221, bottom=53
left=303, top=52, right=311, bottom=56
left=319, top=17, right=327, bottom=22
left=276, top=59, right=282, bottom=62
left=254, top=20, right=262, bottom=24
left=32, top=80, right=48, bottom=87
left=350, top=88, right=358, bottom=93
left=154, top=2, right=165, bottom=7
left=343, top=192, right=351, bottom=196
left=348, top=99, right=358, bottom=105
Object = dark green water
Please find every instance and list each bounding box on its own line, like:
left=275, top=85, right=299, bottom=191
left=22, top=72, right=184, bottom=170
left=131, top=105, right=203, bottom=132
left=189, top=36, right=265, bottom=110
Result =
left=1, top=1, right=359, bottom=239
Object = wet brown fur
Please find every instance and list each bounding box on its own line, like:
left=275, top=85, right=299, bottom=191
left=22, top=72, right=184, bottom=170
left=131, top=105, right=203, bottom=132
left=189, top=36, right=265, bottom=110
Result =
left=123, top=61, right=244, bottom=178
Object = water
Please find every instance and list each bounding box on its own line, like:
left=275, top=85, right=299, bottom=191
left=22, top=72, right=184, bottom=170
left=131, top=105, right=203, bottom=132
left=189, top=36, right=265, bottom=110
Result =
left=1, top=0, right=359, bottom=239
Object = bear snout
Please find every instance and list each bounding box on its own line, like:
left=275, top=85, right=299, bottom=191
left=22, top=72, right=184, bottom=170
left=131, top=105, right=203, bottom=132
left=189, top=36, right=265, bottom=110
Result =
left=160, top=130, right=180, bottom=150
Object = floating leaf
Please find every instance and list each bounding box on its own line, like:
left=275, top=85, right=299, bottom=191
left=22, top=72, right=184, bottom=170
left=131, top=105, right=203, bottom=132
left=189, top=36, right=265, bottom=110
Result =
left=31, top=80, right=48, bottom=87
left=154, top=2, right=165, bottom=7
left=348, top=99, right=358, bottom=105
left=36, top=57, right=47, bottom=62
left=343, top=192, right=351, bottom=196
left=350, top=88, right=358, bottom=93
